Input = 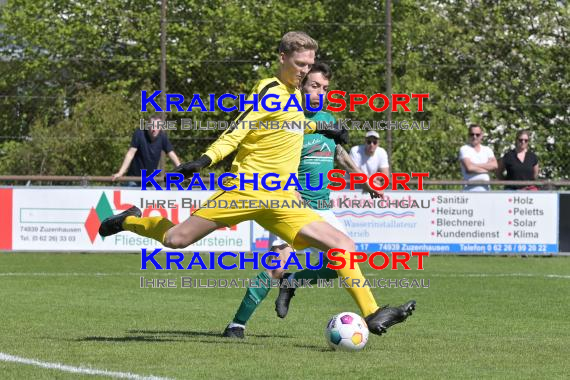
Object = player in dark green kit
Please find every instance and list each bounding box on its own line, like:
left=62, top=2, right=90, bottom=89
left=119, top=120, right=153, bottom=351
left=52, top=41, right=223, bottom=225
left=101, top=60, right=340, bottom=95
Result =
left=222, top=63, right=405, bottom=338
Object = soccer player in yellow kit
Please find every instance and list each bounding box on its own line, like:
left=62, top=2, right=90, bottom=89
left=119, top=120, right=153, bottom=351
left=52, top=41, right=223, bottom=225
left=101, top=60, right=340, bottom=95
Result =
left=99, top=31, right=415, bottom=336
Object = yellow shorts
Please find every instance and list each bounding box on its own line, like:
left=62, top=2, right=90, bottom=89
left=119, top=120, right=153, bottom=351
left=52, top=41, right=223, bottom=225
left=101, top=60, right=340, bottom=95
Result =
left=193, top=184, right=324, bottom=249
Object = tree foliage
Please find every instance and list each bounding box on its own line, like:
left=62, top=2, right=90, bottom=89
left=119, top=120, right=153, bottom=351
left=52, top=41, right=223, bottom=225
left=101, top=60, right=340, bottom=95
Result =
left=0, top=90, right=140, bottom=176
left=0, top=0, right=567, bottom=179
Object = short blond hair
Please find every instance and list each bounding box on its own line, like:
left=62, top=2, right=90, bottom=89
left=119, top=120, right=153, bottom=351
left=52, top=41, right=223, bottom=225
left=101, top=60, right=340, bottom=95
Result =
left=279, top=31, right=318, bottom=54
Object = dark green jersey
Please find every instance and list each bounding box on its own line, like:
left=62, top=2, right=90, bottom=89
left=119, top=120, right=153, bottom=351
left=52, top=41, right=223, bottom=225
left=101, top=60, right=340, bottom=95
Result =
left=298, top=111, right=337, bottom=210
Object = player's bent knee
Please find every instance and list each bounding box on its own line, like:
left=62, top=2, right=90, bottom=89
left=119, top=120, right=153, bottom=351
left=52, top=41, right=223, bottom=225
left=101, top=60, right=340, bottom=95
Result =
left=339, top=236, right=356, bottom=252
left=162, top=238, right=185, bottom=249
left=163, top=231, right=190, bottom=249
left=329, top=230, right=355, bottom=252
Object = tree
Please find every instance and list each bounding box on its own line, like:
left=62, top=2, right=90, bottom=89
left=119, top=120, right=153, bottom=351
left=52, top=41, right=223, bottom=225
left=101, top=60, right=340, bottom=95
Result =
left=0, top=90, right=140, bottom=176
left=0, top=0, right=567, bottom=180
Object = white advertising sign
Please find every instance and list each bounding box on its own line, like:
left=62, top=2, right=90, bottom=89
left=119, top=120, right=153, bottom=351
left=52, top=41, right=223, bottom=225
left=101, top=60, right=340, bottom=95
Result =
left=252, top=191, right=559, bottom=254
left=11, top=188, right=250, bottom=252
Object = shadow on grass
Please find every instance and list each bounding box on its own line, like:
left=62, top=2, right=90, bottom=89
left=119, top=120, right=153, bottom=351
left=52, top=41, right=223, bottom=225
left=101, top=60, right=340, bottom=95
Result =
left=128, top=329, right=292, bottom=339
left=78, top=336, right=179, bottom=343
left=76, top=329, right=292, bottom=344
left=293, top=343, right=331, bottom=352
left=78, top=335, right=261, bottom=345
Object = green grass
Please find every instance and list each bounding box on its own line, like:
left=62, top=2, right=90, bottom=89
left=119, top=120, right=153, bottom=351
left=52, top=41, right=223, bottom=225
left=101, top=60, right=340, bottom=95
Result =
left=0, top=253, right=569, bottom=379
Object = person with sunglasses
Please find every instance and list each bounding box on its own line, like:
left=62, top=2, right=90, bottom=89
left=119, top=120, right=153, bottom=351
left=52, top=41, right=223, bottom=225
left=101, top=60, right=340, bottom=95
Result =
left=496, top=130, right=539, bottom=190
left=347, top=131, right=390, bottom=191
left=458, top=124, right=497, bottom=191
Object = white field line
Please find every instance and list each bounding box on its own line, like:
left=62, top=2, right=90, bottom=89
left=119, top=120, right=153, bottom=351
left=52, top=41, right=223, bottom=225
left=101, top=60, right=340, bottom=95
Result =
left=0, top=352, right=173, bottom=380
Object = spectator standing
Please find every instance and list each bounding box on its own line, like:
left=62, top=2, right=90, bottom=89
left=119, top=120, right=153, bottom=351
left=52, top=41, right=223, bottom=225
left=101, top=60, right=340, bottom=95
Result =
left=458, top=124, right=497, bottom=191
left=348, top=131, right=390, bottom=190
left=496, top=130, right=539, bottom=190
left=112, top=116, right=181, bottom=185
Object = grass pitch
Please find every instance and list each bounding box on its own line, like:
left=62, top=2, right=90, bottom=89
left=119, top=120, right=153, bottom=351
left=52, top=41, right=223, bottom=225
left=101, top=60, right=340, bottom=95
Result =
left=0, top=253, right=569, bottom=379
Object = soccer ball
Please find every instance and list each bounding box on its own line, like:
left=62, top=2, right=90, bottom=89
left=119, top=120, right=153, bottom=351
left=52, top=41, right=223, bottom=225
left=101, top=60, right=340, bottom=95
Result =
left=324, top=312, right=369, bottom=351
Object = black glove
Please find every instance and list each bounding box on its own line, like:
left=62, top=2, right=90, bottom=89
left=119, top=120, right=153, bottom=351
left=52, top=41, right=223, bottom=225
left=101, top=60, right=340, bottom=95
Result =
left=174, top=155, right=212, bottom=176
left=316, top=123, right=349, bottom=145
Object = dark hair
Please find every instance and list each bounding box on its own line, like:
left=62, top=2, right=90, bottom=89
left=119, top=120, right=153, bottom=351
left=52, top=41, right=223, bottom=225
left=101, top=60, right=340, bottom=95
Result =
left=150, top=115, right=162, bottom=122
left=468, top=123, right=483, bottom=133
left=301, top=62, right=333, bottom=87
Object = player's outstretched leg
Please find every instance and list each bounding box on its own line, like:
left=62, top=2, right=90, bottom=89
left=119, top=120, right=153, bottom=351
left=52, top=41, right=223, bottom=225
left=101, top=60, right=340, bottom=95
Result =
left=99, top=205, right=174, bottom=244
left=99, top=205, right=223, bottom=248
left=364, top=300, right=416, bottom=336
left=98, top=206, right=142, bottom=237
left=294, top=221, right=417, bottom=336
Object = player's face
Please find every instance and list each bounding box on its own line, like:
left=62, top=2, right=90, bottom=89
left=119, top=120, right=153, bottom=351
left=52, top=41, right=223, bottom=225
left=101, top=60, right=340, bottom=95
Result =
left=280, top=49, right=315, bottom=89
left=302, top=72, right=329, bottom=110
left=468, top=127, right=483, bottom=146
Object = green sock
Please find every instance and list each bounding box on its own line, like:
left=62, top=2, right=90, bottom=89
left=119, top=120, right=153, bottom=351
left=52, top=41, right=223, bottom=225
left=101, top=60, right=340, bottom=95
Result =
left=232, top=271, right=271, bottom=325
left=293, top=258, right=338, bottom=283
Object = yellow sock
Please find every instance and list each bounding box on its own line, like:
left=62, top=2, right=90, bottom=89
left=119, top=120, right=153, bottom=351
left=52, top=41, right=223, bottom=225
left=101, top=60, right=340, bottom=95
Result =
left=122, top=216, right=175, bottom=245
left=334, top=253, right=379, bottom=317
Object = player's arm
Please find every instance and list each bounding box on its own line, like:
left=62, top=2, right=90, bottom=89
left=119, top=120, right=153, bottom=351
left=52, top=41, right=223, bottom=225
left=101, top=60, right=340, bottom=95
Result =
left=203, top=122, right=252, bottom=165
left=112, top=147, right=137, bottom=181
left=372, top=167, right=390, bottom=190
left=175, top=83, right=269, bottom=175
left=335, top=144, right=359, bottom=173
left=204, top=81, right=279, bottom=164
left=335, top=145, right=383, bottom=199
left=174, top=123, right=251, bottom=176
left=315, top=122, right=348, bottom=144
left=374, top=150, right=390, bottom=193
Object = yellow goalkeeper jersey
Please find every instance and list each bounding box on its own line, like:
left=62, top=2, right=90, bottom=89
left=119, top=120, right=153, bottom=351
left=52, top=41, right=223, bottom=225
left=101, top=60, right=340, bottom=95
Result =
left=203, top=77, right=315, bottom=185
